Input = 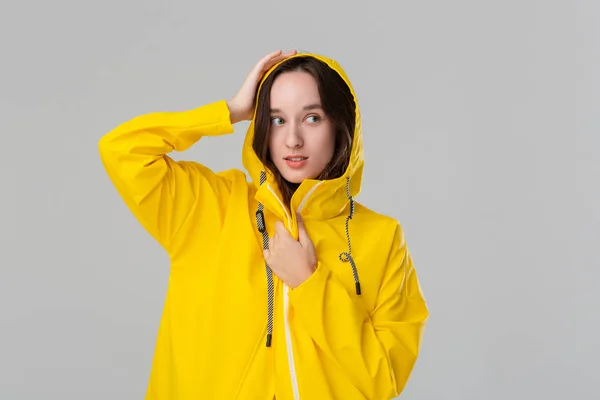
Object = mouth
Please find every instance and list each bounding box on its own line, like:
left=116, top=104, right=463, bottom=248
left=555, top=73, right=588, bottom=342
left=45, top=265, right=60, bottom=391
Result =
left=283, top=156, right=308, bottom=162
left=283, top=156, right=308, bottom=168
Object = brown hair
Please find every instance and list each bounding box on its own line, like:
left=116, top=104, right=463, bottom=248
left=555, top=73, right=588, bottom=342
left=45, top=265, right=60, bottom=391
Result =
left=252, top=56, right=356, bottom=208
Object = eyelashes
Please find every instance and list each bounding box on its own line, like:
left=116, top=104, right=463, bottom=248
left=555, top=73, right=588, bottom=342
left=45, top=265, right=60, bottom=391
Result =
left=271, top=116, right=285, bottom=126
left=270, top=115, right=322, bottom=126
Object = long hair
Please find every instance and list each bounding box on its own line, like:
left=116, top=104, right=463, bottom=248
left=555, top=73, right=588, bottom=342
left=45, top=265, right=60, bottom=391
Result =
left=252, top=56, right=356, bottom=207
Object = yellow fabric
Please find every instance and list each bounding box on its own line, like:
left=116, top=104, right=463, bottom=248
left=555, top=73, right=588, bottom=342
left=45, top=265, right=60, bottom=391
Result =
left=99, top=53, right=428, bottom=400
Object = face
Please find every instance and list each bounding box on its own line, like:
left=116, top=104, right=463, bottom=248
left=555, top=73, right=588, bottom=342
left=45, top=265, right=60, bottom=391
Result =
left=268, top=71, right=336, bottom=184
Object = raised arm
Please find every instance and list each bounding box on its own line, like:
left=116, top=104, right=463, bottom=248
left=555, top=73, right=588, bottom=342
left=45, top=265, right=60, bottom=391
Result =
left=98, top=50, right=297, bottom=254
left=98, top=100, right=236, bottom=252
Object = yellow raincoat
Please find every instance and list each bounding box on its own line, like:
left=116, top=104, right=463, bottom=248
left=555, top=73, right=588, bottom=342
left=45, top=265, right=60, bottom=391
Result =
left=99, top=53, right=428, bottom=400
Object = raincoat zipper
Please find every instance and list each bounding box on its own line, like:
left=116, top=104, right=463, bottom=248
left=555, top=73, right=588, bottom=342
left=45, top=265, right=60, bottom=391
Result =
left=266, top=182, right=323, bottom=400
left=266, top=184, right=300, bottom=400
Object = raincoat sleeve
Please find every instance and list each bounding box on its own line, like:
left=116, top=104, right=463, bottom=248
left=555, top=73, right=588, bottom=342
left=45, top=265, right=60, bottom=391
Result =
left=98, top=100, right=235, bottom=252
left=288, top=223, right=428, bottom=399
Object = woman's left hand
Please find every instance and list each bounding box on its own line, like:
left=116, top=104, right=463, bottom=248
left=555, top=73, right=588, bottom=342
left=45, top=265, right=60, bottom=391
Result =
left=264, top=214, right=317, bottom=289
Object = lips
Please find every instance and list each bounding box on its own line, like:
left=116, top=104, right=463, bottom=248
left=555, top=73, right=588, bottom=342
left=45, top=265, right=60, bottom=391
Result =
left=284, top=156, right=308, bottom=168
left=284, top=156, right=308, bottom=161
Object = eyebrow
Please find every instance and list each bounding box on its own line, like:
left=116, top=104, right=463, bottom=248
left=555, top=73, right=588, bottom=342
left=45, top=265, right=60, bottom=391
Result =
left=270, top=104, right=323, bottom=113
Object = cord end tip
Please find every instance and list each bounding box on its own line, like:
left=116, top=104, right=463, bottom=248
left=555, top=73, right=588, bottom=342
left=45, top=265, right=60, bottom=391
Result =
left=266, top=334, right=272, bottom=347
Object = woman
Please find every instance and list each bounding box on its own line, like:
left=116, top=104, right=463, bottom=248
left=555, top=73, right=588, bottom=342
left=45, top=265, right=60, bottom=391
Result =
left=99, top=50, right=428, bottom=400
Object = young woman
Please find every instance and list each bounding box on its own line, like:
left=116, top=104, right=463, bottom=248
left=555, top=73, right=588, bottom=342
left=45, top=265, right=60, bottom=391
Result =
left=99, top=50, right=428, bottom=400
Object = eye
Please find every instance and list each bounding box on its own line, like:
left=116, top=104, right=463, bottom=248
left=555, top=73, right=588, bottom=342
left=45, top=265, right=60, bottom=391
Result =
left=270, top=117, right=284, bottom=126
left=306, top=115, right=321, bottom=123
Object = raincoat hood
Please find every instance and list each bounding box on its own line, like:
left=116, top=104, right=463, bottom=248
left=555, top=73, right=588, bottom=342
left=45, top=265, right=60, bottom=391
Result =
left=242, top=53, right=364, bottom=220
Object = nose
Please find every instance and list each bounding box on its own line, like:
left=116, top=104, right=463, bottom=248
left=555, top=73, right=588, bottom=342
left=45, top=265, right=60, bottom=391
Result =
left=285, top=124, right=303, bottom=149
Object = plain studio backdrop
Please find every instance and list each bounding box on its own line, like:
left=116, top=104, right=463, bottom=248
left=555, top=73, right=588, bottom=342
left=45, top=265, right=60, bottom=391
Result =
left=0, top=1, right=596, bottom=399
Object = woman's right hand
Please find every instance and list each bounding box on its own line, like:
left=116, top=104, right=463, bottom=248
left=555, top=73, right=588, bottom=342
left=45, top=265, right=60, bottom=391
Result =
left=227, top=49, right=297, bottom=124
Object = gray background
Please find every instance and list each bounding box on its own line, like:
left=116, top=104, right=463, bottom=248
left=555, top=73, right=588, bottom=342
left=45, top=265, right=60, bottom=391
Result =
left=0, top=0, right=596, bottom=399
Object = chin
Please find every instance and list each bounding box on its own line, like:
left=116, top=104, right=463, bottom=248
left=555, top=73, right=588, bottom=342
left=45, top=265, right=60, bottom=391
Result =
left=280, top=169, right=315, bottom=184
left=274, top=160, right=322, bottom=184
left=281, top=174, right=306, bottom=184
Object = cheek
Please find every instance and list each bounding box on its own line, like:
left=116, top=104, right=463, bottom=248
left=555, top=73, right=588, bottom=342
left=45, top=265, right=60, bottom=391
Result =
left=268, top=133, right=279, bottom=155
left=321, top=129, right=336, bottom=157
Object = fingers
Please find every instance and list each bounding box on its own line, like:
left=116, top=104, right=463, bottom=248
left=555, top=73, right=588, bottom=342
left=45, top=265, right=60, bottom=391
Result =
left=272, top=49, right=297, bottom=65
left=258, top=49, right=297, bottom=73
left=276, top=49, right=297, bottom=61
left=296, top=213, right=311, bottom=246
left=258, top=50, right=282, bottom=66
left=268, top=219, right=304, bottom=251
left=275, top=221, right=286, bottom=235
left=263, top=49, right=296, bottom=63
left=296, top=212, right=306, bottom=233
left=271, top=222, right=285, bottom=247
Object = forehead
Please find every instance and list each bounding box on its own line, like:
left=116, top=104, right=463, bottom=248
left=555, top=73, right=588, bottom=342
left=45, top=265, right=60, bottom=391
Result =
left=270, top=71, right=320, bottom=107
